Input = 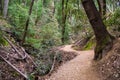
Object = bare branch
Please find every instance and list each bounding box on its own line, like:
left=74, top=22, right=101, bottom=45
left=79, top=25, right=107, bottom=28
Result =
left=0, top=54, right=28, bottom=79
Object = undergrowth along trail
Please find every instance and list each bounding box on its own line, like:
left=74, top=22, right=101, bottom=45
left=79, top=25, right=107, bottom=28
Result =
left=48, top=45, right=101, bottom=80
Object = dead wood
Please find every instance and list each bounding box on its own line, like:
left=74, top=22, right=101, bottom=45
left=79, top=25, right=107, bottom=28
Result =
left=48, top=52, right=57, bottom=75
left=20, top=46, right=38, bottom=67
left=0, top=54, right=28, bottom=79
left=3, top=35, right=27, bottom=60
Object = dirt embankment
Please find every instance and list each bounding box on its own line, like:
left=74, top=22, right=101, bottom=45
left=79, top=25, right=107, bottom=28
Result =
left=95, top=39, right=120, bottom=80
left=1, top=39, right=120, bottom=80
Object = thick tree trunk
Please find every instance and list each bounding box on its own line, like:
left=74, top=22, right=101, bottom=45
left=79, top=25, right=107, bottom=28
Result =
left=81, top=0, right=113, bottom=60
left=21, top=0, right=35, bottom=45
left=3, top=0, right=9, bottom=18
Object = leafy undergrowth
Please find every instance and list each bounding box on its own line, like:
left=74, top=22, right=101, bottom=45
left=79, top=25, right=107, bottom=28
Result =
left=38, top=47, right=78, bottom=80
left=0, top=46, right=77, bottom=80
left=0, top=61, right=24, bottom=80
left=95, top=38, right=120, bottom=80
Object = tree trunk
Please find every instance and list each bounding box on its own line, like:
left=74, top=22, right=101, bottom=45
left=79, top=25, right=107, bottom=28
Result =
left=53, top=0, right=56, bottom=15
left=61, top=0, right=65, bottom=44
left=97, top=0, right=101, bottom=15
left=97, top=0, right=106, bottom=18
left=3, top=0, right=9, bottom=18
left=21, top=0, right=35, bottom=45
left=61, top=0, right=68, bottom=44
left=81, top=0, right=113, bottom=60
left=102, top=0, right=106, bottom=16
left=0, top=0, right=3, bottom=14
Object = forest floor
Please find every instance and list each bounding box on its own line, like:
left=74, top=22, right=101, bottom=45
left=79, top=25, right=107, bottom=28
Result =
left=1, top=41, right=120, bottom=80
left=46, top=45, right=102, bottom=80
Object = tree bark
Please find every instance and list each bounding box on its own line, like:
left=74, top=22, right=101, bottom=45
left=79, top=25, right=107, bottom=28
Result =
left=102, top=0, right=106, bottom=16
left=97, top=0, right=106, bottom=18
left=97, top=0, right=101, bottom=15
left=3, top=0, right=9, bottom=18
left=21, top=0, right=35, bottom=45
left=81, top=0, right=113, bottom=60
left=0, top=0, right=3, bottom=14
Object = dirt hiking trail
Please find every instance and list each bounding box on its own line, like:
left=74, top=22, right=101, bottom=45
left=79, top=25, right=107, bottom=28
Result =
left=48, top=45, right=101, bottom=80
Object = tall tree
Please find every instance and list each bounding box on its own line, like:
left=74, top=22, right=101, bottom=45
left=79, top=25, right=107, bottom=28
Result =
left=3, top=0, right=9, bottom=18
left=81, top=0, right=114, bottom=60
left=0, top=0, right=3, bottom=14
left=21, top=0, right=35, bottom=45
left=97, top=0, right=106, bottom=18
left=61, top=0, right=68, bottom=44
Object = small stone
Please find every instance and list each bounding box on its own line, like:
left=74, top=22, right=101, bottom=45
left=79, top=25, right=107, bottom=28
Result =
left=115, top=74, right=119, bottom=78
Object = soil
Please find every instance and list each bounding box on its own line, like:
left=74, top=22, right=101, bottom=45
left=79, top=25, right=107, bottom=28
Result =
left=95, top=38, right=120, bottom=80
left=0, top=46, right=77, bottom=80
left=45, top=45, right=102, bottom=80
left=1, top=40, right=120, bottom=80
left=0, top=47, right=36, bottom=80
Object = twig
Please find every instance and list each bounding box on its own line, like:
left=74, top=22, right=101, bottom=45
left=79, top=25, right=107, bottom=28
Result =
left=3, top=35, right=26, bottom=59
left=21, top=47, right=38, bottom=67
left=0, top=55, right=28, bottom=79
left=48, top=52, right=57, bottom=75
left=2, top=35, right=37, bottom=67
left=0, top=47, right=26, bottom=60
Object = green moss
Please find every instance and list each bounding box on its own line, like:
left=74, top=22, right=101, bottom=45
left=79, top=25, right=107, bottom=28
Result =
left=84, top=36, right=96, bottom=50
left=95, top=34, right=112, bottom=52
left=0, top=32, right=8, bottom=46
left=94, top=34, right=113, bottom=60
left=12, top=72, right=19, bottom=77
left=84, top=41, right=94, bottom=50
left=72, top=46, right=81, bottom=50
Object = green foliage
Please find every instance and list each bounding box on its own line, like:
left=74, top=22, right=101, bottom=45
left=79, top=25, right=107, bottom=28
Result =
left=0, top=32, right=8, bottom=46
left=7, top=0, right=63, bottom=49
left=28, top=73, right=35, bottom=80
left=105, top=8, right=120, bottom=37
left=34, top=48, right=62, bottom=76
left=6, top=0, right=92, bottom=49
left=106, top=0, right=118, bottom=13
left=106, top=8, right=120, bottom=26
left=8, top=3, right=28, bottom=39
left=84, top=37, right=96, bottom=50
left=43, top=0, right=52, bottom=7
left=40, top=18, right=62, bottom=47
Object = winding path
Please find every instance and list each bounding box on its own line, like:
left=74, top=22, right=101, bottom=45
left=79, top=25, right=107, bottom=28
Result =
left=48, top=45, right=101, bottom=80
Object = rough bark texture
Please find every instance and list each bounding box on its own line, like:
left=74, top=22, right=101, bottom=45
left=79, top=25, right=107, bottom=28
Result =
left=81, top=0, right=113, bottom=60
left=3, top=0, right=9, bottom=18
